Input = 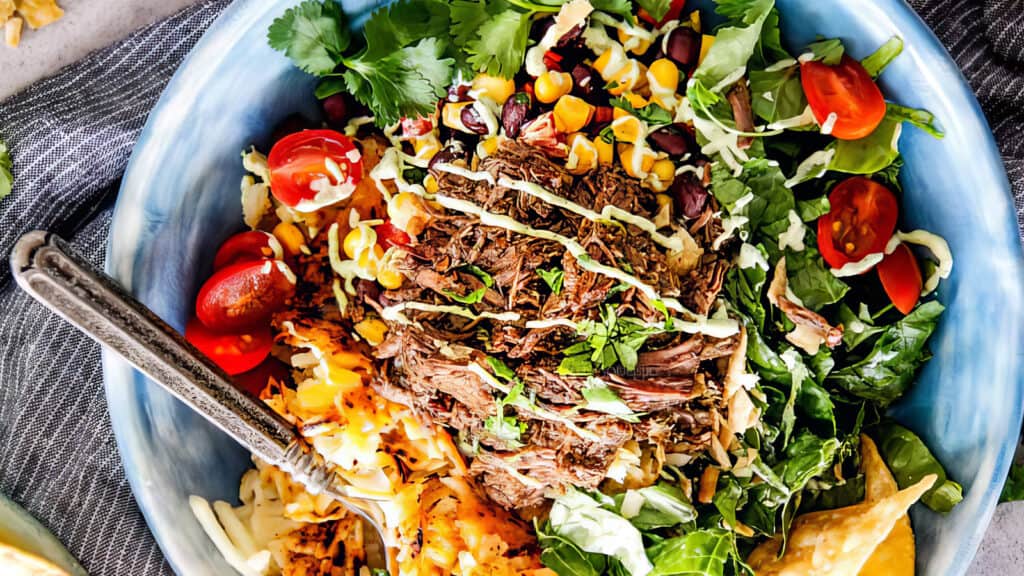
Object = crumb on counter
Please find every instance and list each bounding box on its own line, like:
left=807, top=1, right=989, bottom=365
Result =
left=1, top=0, right=63, bottom=47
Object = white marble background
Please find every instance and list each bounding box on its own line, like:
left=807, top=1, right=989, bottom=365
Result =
left=1, top=1, right=1022, bottom=574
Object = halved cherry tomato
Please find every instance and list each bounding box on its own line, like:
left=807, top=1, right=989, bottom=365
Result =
left=213, top=231, right=283, bottom=270
left=817, top=177, right=899, bottom=269
left=376, top=221, right=411, bottom=250
left=639, top=0, right=686, bottom=27
left=185, top=316, right=272, bottom=375
left=196, top=259, right=296, bottom=332
left=878, top=243, right=922, bottom=315
left=801, top=55, right=886, bottom=140
left=268, top=129, right=363, bottom=211
left=233, top=357, right=291, bottom=396
left=401, top=116, right=434, bottom=137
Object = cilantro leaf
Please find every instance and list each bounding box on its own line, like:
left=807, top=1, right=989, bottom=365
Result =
left=443, top=287, right=487, bottom=304
left=610, top=97, right=672, bottom=125
left=0, top=140, right=11, bottom=201
left=450, top=0, right=500, bottom=47
left=537, top=267, right=564, bottom=294
left=590, top=0, right=634, bottom=22
left=343, top=37, right=454, bottom=125
left=464, top=8, right=531, bottom=79
left=634, top=0, right=671, bottom=22
left=362, top=0, right=451, bottom=61
left=267, top=0, right=350, bottom=76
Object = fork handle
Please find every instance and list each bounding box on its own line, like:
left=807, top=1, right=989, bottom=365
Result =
left=10, top=231, right=298, bottom=464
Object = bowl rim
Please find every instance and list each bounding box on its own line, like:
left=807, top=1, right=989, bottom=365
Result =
left=102, top=0, right=1024, bottom=574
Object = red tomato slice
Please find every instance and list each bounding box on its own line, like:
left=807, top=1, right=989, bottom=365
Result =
left=196, top=259, right=296, bottom=332
left=233, top=357, right=291, bottom=396
left=639, top=0, right=686, bottom=27
left=213, top=231, right=283, bottom=270
left=800, top=55, right=886, bottom=140
left=401, top=116, right=434, bottom=137
left=376, top=221, right=411, bottom=250
left=185, top=317, right=272, bottom=375
left=817, top=177, right=899, bottom=270
left=878, top=243, right=922, bottom=315
left=268, top=129, right=363, bottom=211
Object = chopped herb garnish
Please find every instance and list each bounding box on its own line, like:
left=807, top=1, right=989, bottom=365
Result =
left=610, top=97, right=673, bottom=125
left=537, top=267, right=564, bottom=294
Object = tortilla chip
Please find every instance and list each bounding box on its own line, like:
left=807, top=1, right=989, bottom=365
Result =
left=14, top=0, right=62, bottom=29
left=859, top=435, right=915, bottom=576
left=0, top=542, right=69, bottom=576
left=0, top=0, right=14, bottom=22
left=747, top=474, right=935, bottom=576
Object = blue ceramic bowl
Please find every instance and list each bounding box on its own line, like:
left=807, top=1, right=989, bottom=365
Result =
left=103, top=0, right=1024, bottom=574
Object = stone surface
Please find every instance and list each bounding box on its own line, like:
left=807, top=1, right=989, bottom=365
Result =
left=0, top=1, right=1020, bottom=574
left=0, top=0, right=198, bottom=100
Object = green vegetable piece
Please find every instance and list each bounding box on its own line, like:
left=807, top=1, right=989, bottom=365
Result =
left=581, top=379, right=639, bottom=422
left=267, top=0, right=351, bottom=76
left=537, top=267, right=565, bottom=294
left=861, top=35, right=903, bottom=78
left=887, top=102, right=945, bottom=139
left=634, top=0, right=671, bottom=22
left=1000, top=461, right=1024, bottom=503
left=871, top=421, right=964, bottom=513
left=712, top=475, right=746, bottom=529
left=538, top=525, right=607, bottom=576
left=610, top=97, right=673, bottom=125
left=689, top=0, right=774, bottom=98
left=648, top=529, right=734, bottom=576
left=549, top=490, right=653, bottom=576
left=485, top=356, right=518, bottom=381
left=749, top=64, right=806, bottom=124
left=780, top=431, right=840, bottom=489
left=0, top=140, right=12, bottom=201
left=828, top=301, right=944, bottom=405
left=463, top=8, right=531, bottom=79
left=800, top=474, right=866, bottom=513
left=361, top=0, right=451, bottom=61
left=619, top=483, right=697, bottom=531
left=804, top=38, right=845, bottom=66
left=785, top=239, right=850, bottom=311
left=442, top=287, right=487, bottom=304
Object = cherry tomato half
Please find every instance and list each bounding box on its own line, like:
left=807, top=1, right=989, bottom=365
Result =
left=196, top=259, right=296, bottom=332
left=213, top=231, right=283, bottom=271
left=233, top=357, right=291, bottom=396
left=878, top=243, right=922, bottom=315
left=817, top=177, right=899, bottom=269
left=185, top=316, right=272, bottom=375
left=376, top=221, right=411, bottom=250
left=401, top=116, right=434, bottom=137
left=639, top=0, right=686, bottom=27
left=801, top=55, right=886, bottom=140
left=268, top=129, right=363, bottom=211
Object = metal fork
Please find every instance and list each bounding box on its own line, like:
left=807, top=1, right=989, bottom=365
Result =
left=10, top=231, right=392, bottom=572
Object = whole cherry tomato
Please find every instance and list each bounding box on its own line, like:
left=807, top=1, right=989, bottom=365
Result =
left=268, top=129, right=363, bottom=211
left=195, top=259, right=295, bottom=332
left=185, top=317, right=272, bottom=375
left=817, top=177, right=899, bottom=270
left=213, top=231, right=283, bottom=270
left=801, top=55, right=886, bottom=140
left=878, top=243, right=923, bottom=314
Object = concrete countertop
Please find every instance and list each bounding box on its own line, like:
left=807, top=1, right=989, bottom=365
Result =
left=1, top=1, right=1022, bottom=574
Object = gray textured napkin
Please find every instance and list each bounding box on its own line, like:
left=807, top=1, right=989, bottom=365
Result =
left=0, top=0, right=1021, bottom=575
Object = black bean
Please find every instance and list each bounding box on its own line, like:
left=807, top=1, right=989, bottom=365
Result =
left=664, top=27, right=701, bottom=72
left=501, top=92, right=533, bottom=138
left=672, top=172, right=709, bottom=219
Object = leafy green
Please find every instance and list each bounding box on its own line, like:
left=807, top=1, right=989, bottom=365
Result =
left=803, top=38, right=845, bottom=65
left=611, top=97, right=673, bottom=125
left=785, top=241, right=850, bottom=310
left=615, top=483, right=697, bottom=530
left=710, top=158, right=795, bottom=246
left=749, top=64, right=806, bottom=124
left=648, top=529, right=734, bottom=576
left=538, top=523, right=607, bottom=576
left=828, top=301, right=944, bottom=404
left=795, top=196, right=830, bottom=222
left=779, top=431, right=840, bottom=489
left=837, top=303, right=887, bottom=350
left=713, top=475, right=747, bottom=528
left=483, top=379, right=528, bottom=446
left=861, top=36, right=903, bottom=78
left=724, top=246, right=769, bottom=330
left=1000, top=461, right=1024, bottom=503
left=267, top=0, right=351, bottom=76
left=797, top=378, right=836, bottom=435
left=453, top=0, right=531, bottom=79
left=581, top=379, right=639, bottom=422
left=800, top=474, right=866, bottom=512
left=486, top=355, right=518, bottom=381
left=689, top=0, right=774, bottom=100
left=634, top=0, right=671, bottom=22
left=0, top=140, right=11, bottom=201
left=549, top=489, right=653, bottom=576
left=827, top=113, right=902, bottom=174
left=360, top=0, right=450, bottom=60
left=589, top=0, right=635, bottom=22
left=443, top=287, right=487, bottom=304
left=558, top=306, right=658, bottom=374
left=538, top=267, right=565, bottom=294
left=871, top=421, right=964, bottom=513
left=887, top=102, right=945, bottom=139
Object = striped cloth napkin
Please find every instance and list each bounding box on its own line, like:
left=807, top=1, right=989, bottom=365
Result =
left=0, top=0, right=1021, bottom=574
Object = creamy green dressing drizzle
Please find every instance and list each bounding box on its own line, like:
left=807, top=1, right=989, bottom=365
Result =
left=381, top=301, right=522, bottom=324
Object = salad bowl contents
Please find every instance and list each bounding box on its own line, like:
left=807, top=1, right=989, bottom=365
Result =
left=102, top=0, right=1024, bottom=575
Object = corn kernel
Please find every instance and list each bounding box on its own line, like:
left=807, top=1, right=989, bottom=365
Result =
left=623, top=92, right=648, bottom=108
left=273, top=222, right=307, bottom=256
left=656, top=193, right=673, bottom=209
left=472, top=74, right=516, bottom=104
left=566, top=133, right=598, bottom=175
left=412, top=133, right=441, bottom=162
left=553, top=95, right=595, bottom=133
left=534, top=71, right=573, bottom=104
left=388, top=192, right=430, bottom=236
left=356, top=245, right=384, bottom=276
left=377, top=266, right=404, bottom=290
left=607, top=60, right=643, bottom=96
left=619, top=144, right=657, bottom=179
left=595, top=136, right=614, bottom=166
left=296, top=380, right=340, bottom=412
left=441, top=102, right=473, bottom=132
left=617, top=27, right=653, bottom=55
left=424, top=174, right=439, bottom=194
left=648, top=59, right=680, bottom=95
left=646, top=159, right=676, bottom=191
left=343, top=226, right=374, bottom=260
left=699, top=35, right=716, bottom=66
left=611, top=114, right=645, bottom=144
left=478, top=135, right=501, bottom=157
left=354, top=318, right=389, bottom=346
left=593, top=47, right=621, bottom=77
